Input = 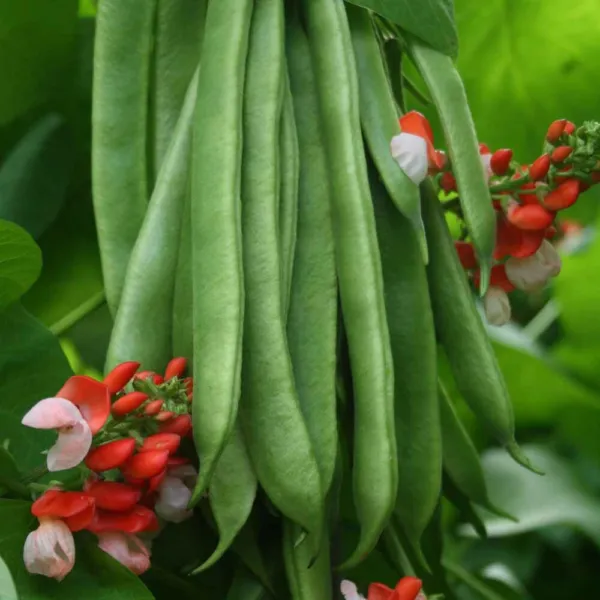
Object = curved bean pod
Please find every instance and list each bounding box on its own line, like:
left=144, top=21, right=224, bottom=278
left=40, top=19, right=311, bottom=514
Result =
left=303, top=0, right=397, bottom=569
left=409, top=40, right=496, bottom=292
left=105, top=68, right=199, bottom=373
left=421, top=181, right=537, bottom=473
left=285, top=15, right=338, bottom=497
left=92, top=0, right=156, bottom=314
left=189, top=0, right=252, bottom=501
left=239, top=0, right=325, bottom=549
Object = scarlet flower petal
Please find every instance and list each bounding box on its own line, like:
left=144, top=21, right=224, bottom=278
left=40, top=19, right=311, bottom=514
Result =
left=148, top=469, right=167, bottom=493
left=394, top=576, right=424, bottom=600
left=134, top=371, right=164, bottom=385
left=399, top=110, right=434, bottom=142
left=86, top=481, right=142, bottom=512
left=490, top=148, right=513, bottom=176
left=546, top=119, right=567, bottom=142
left=159, top=414, right=192, bottom=437
left=155, top=411, right=174, bottom=422
left=24, top=518, right=75, bottom=581
left=64, top=503, right=96, bottom=532
left=32, top=490, right=95, bottom=519
left=454, top=241, right=478, bottom=270
left=85, top=438, right=136, bottom=472
left=164, top=357, right=187, bottom=380
left=140, top=433, right=181, bottom=455
left=111, top=392, right=149, bottom=417
left=122, top=450, right=170, bottom=480
left=551, top=145, right=573, bottom=163
left=144, top=400, right=163, bottom=416
left=440, top=171, right=457, bottom=192
left=57, top=376, right=111, bottom=434
left=103, top=362, right=140, bottom=395
left=367, top=582, right=394, bottom=600
left=507, top=203, right=554, bottom=231
left=529, top=155, right=551, bottom=181
left=88, top=505, right=159, bottom=534
left=543, top=179, right=580, bottom=211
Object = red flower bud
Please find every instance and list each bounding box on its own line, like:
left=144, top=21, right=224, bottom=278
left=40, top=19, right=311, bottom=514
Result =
left=545, top=225, right=558, bottom=239
left=85, top=438, right=136, bottom=472
left=473, top=264, right=515, bottom=293
left=490, top=148, right=513, bottom=175
left=546, top=119, right=567, bottom=143
left=454, top=241, right=477, bottom=269
left=134, top=371, right=164, bottom=385
left=155, top=411, right=175, bottom=422
left=564, top=120, right=576, bottom=135
left=479, top=142, right=491, bottom=154
left=111, top=392, right=149, bottom=417
left=88, top=505, right=159, bottom=534
left=440, top=171, right=457, bottom=192
left=543, top=179, right=580, bottom=211
left=140, top=433, right=181, bottom=455
left=394, top=576, right=424, bottom=600
left=144, top=400, right=163, bottom=415
left=103, top=362, right=140, bottom=395
left=32, top=490, right=96, bottom=532
left=86, top=481, right=142, bottom=512
left=164, top=357, right=187, bottom=380
left=528, top=155, right=551, bottom=181
left=550, top=145, right=573, bottom=163
left=122, top=450, right=170, bottom=479
left=159, top=414, right=192, bottom=437
left=148, top=469, right=167, bottom=492
left=507, top=203, right=554, bottom=231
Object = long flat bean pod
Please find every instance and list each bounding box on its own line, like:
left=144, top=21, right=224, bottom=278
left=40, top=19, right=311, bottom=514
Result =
left=409, top=40, right=496, bottom=292
left=346, top=5, right=427, bottom=262
left=106, top=69, right=199, bottom=373
left=240, top=0, right=325, bottom=549
left=151, top=0, right=206, bottom=177
left=285, top=15, right=338, bottom=497
left=278, top=71, right=299, bottom=319
left=303, top=0, right=397, bottom=569
left=421, top=181, right=537, bottom=473
left=438, top=381, right=514, bottom=519
left=92, top=0, right=156, bottom=315
left=370, top=163, right=441, bottom=567
left=189, top=0, right=252, bottom=501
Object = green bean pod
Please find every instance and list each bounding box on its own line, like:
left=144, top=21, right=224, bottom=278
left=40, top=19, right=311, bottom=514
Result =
left=370, top=163, right=441, bottom=568
left=151, top=0, right=206, bottom=177
left=421, top=181, right=537, bottom=473
left=409, top=41, right=496, bottom=292
left=105, top=69, right=199, bottom=373
left=346, top=5, right=427, bottom=262
left=240, top=0, right=325, bottom=549
left=189, top=0, right=252, bottom=501
left=92, top=0, right=156, bottom=314
left=278, top=71, right=299, bottom=319
left=438, top=381, right=514, bottom=520
left=303, top=0, right=397, bottom=569
left=194, top=424, right=257, bottom=572
left=285, top=16, right=338, bottom=497
left=226, top=571, right=269, bottom=600
left=283, top=521, right=332, bottom=600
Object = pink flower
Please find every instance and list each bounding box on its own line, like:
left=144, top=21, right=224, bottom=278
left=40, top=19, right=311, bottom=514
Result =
left=22, top=376, right=111, bottom=471
left=483, top=286, right=511, bottom=326
left=390, top=111, right=443, bottom=185
left=22, top=398, right=93, bottom=471
left=97, top=532, right=150, bottom=575
left=23, top=517, right=75, bottom=581
left=155, top=464, right=197, bottom=523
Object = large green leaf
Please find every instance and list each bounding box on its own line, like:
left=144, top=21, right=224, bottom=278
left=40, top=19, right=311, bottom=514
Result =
left=0, top=115, right=73, bottom=239
left=0, top=220, right=42, bottom=311
left=0, top=304, right=72, bottom=471
left=0, top=500, right=153, bottom=599
left=0, top=0, right=78, bottom=129
left=345, top=0, right=458, bottom=58
left=0, top=552, right=18, bottom=600
left=460, top=446, right=600, bottom=547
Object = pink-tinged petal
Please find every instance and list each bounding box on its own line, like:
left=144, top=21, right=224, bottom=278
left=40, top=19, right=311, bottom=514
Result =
left=483, top=287, right=511, bottom=327
left=168, top=464, right=198, bottom=489
left=537, top=239, right=561, bottom=277
left=47, top=420, right=92, bottom=471
left=341, top=579, right=365, bottom=600
left=390, top=133, right=429, bottom=185
left=155, top=476, right=192, bottom=523
left=23, top=518, right=75, bottom=581
left=505, top=252, right=550, bottom=292
left=22, top=397, right=82, bottom=430
left=97, top=532, right=151, bottom=575
left=480, top=152, right=493, bottom=182
left=57, top=375, right=111, bottom=434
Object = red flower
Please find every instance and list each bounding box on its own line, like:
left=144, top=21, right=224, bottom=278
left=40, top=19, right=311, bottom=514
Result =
left=490, top=148, right=513, bottom=175
left=87, top=505, right=159, bottom=534
left=546, top=119, right=567, bottom=143
left=103, top=362, right=140, bottom=395
left=140, top=433, right=181, bottom=455
left=111, top=391, right=149, bottom=417
left=528, top=155, right=551, bottom=181
left=454, top=241, right=477, bottom=270
left=32, top=490, right=95, bottom=532
left=164, top=357, right=187, bottom=380
left=57, top=376, right=111, bottom=434
left=86, top=481, right=141, bottom=512
left=85, top=438, right=136, bottom=472
left=473, top=264, right=515, bottom=293
left=543, top=179, right=580, bottom=211
left=159, top=414, right=192, bottom=437
left=550, top=145, right=573, bottom=163
left=507, top=203, right=554, bottom=231
left=121, top=450, right=170, bottom=479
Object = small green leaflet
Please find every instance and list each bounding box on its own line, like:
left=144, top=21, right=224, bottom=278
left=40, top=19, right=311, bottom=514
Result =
left=344, top=0, right=458, bottom=58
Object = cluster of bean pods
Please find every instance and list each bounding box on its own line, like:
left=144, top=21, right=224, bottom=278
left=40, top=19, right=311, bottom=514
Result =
left=91, top=0, right=531, bottom=598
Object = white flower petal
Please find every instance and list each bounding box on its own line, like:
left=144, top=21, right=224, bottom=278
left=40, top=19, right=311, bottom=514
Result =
left=481, top=152, right=493, bottom=182
left=537, top=239, right=561, bottom=277
left=390, top=133, right=428, bottom=185
left=97, top=532, right=151, bottom=575
left=505, top=253, right=550, bottom=292
left=341, top=580, right=365, bottom=600
left=22, top=397, right=82, bottom=430
left=23, top=518, right=75, bottom=581
left=155, top=476, right=193, bottom=523
left=484, top=287, right=511, bottom=326
left=47, top=420, right=92, bottom=471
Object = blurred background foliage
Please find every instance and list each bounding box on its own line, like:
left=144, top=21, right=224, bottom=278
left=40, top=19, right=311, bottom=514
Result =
left=1, top=0, right=600, bottom=597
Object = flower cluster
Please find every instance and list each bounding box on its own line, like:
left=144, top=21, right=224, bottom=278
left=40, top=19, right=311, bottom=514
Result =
left=21, top=358, right=195, bottom=581
left=341, top=576, right=426, bottom=600
left=391, top=113, right=600, bottom=326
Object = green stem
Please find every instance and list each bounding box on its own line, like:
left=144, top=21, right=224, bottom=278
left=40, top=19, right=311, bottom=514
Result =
left=50, top=291, right=106, bottom=336
left=523, top=300, right=560, bottom=341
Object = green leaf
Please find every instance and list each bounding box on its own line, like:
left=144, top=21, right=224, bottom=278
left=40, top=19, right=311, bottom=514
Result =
left=0, top=114, right=73, bottom=239
left=344, top=0, right=458, bottom=58
left=0, top=552, right=18, bottom=600
left=0, top=304, right=72, bottom=471
left=0, top=220, right=42, bottom=311
left=460, top=446, right=600, bottom=548
left=0, top=446, right=21, bottom=496
left=0, top=0, right=78, bottom=129
left=0, top=500, right=153, bottom=599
